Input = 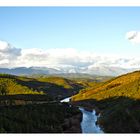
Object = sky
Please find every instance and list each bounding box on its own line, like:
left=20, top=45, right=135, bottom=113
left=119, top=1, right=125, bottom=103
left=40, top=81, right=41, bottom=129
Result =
left=0, top=7, right=140, bottom=69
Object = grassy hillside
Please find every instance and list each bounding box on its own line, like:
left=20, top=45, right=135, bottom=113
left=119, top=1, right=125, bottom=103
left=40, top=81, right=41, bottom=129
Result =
left=0, top=74, right=83, bottom=100
left=30, top=74, right=112, bottom=92
left=0, top=74, right=42, bottom=95
left=71, top=70, right=140, bottom=133
left=37, top=76, right=79, bottom=89
left=72, top=70, right=140, bottom=101
left=0, top=74, right=83, bottom=133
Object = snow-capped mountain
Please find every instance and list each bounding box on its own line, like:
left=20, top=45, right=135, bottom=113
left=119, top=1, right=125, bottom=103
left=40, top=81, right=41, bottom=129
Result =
left=0, top=66, right=138, bottom=76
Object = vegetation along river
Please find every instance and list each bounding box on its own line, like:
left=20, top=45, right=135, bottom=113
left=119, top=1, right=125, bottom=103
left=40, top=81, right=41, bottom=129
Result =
left=61, top=97, right=103, bottom=133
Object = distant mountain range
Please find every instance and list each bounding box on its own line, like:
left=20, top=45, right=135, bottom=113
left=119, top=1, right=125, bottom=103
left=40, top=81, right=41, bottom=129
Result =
left=0, top=66, right=138, bottom=76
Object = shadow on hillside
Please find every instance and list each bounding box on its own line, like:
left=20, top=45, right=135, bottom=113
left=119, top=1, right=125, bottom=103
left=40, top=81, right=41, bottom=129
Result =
left=0, top=74, right=83, bottom=100
left=14, top=78, right=83, bottom=100
left=71, top=96, right=140, bottom=133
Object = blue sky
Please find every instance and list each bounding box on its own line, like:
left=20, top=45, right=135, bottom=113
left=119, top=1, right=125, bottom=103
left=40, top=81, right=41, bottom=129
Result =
left=0, top=7, right=140, bottom=57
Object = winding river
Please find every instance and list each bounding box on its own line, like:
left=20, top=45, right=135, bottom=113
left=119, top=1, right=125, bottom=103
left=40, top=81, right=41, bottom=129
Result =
left=61, top=97, right=103, bottom=133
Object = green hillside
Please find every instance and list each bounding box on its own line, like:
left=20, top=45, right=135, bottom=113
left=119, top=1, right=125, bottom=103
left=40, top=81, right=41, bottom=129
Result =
left=37, top=76, right=79, bottom=89
left=71, top=71, right=140, bottom=133
left=72, top=70, right=140, bottom=101
left=0, top=74, right=41, bottom=95
left=0, top=74, right=83, bottom=133
left=0, top=74, right=83, bottom=100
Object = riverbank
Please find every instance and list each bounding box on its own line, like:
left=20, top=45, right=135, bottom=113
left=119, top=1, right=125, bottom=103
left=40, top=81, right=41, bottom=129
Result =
left=60, top=98, right=82, bottom=133
left=70, top=100, right=104, bottom=132
left=61, top=97, right=103, bottom=133
left=62, top=109, right=82, bottom=133
left=71, top=97, right=140, bottom=133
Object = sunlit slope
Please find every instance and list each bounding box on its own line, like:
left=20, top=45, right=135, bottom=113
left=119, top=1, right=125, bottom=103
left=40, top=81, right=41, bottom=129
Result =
left=0, top=74, right=43, bottom=95
left=0, top=74, right=83, bottom=99
left=37, top=76, right=78, bottom=89
left=71, top=71, right=140, bottom=101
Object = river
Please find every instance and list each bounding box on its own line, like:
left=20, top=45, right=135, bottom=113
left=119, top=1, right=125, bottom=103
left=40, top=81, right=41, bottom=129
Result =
left=61, top=97, right=103, bottom=133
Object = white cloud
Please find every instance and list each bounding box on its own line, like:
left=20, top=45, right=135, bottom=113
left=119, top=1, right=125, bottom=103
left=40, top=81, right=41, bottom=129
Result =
left=0, top=40, right=140, bottom=70
left=0, top=40, right=21, bottom=67
left=126, top=31, right=140, bottom=45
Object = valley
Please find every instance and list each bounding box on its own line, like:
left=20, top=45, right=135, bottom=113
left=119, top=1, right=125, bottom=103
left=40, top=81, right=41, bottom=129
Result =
left=0, top=71, right=140, bottom=133
left=1, top=6, right=140, bottom=136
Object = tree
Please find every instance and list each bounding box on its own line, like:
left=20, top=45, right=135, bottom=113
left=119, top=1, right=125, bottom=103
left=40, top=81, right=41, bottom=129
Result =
left=0, top=84, right=8, bottom=95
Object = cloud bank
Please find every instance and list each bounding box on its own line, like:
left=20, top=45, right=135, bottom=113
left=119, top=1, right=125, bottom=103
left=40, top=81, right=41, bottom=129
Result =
left=0, top=40, right=140, bottom=70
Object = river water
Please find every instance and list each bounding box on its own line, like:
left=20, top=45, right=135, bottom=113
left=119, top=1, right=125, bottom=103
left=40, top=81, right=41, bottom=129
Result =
left=61, top=97, right=103, bottom=133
